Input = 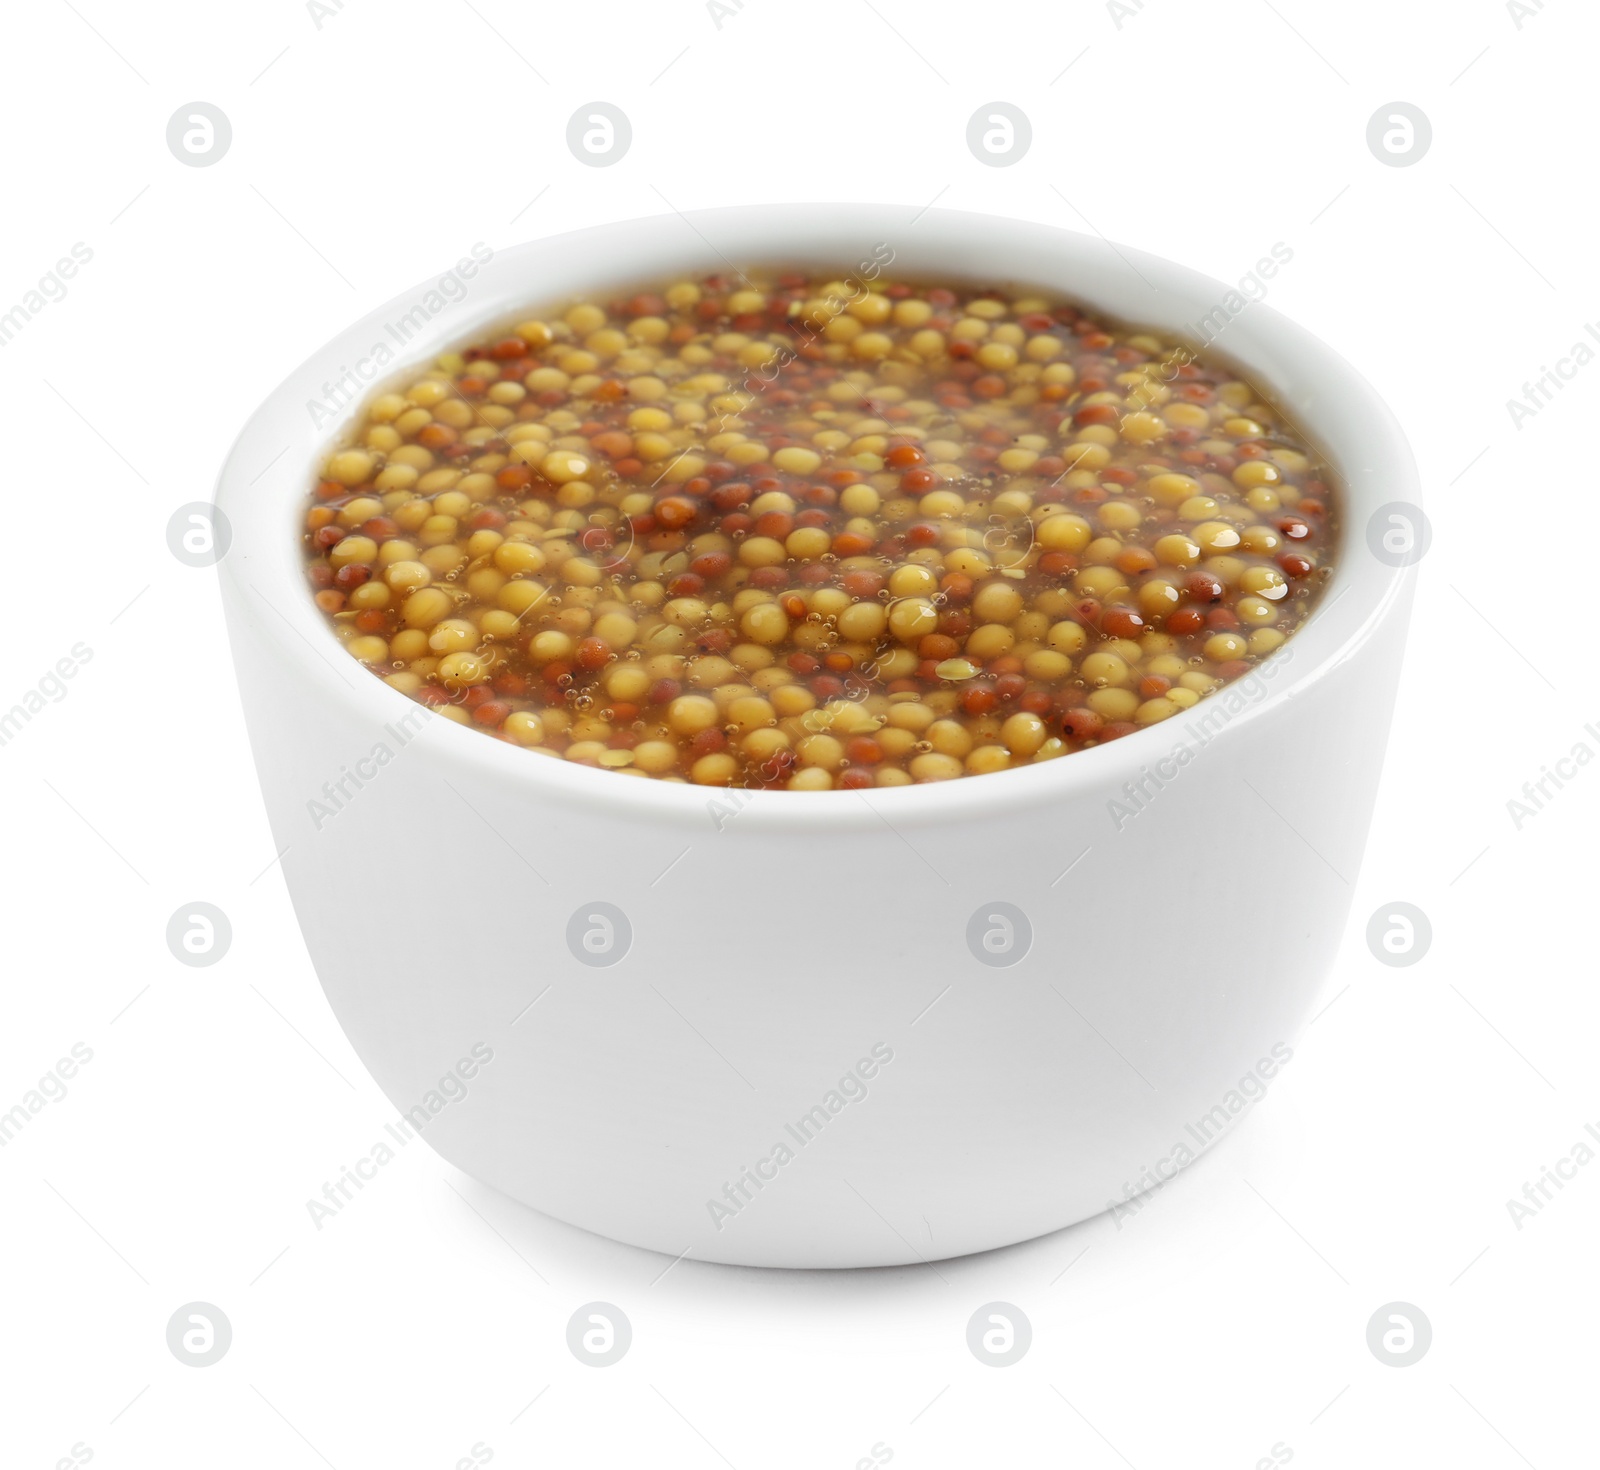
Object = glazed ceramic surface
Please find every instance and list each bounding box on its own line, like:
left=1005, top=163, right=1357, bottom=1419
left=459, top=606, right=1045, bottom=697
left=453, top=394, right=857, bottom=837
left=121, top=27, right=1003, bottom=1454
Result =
left=217, top=206, right=1416, bottom=1267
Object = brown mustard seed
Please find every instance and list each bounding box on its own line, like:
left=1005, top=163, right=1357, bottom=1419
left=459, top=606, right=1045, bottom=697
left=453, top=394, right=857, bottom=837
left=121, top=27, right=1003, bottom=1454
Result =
left=303, top=271, right=1335, bottom=788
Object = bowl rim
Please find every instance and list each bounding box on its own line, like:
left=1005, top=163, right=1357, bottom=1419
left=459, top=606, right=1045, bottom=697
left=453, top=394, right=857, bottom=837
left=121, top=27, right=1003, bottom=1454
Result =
left=216, top=203, right=1418, bottom=835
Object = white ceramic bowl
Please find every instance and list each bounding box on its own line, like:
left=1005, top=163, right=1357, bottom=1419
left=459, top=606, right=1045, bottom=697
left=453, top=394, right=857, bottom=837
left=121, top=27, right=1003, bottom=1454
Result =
left=217, top=206, right=1415, bottom=1268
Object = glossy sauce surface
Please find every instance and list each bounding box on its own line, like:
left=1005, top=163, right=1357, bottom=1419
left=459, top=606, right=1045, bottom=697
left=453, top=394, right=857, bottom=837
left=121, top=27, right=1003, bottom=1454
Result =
left=304, top=271, right=1334, bottom=788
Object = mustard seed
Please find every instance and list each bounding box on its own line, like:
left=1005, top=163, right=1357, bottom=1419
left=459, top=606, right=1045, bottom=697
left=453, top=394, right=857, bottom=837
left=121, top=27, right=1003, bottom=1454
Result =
left=305, top=271, right=1334, bottom=787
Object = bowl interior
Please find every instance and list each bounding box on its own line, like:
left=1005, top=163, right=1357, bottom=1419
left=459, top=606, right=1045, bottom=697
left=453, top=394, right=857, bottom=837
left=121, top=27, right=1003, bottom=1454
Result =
left=216, top=204, right=1416, bottom=832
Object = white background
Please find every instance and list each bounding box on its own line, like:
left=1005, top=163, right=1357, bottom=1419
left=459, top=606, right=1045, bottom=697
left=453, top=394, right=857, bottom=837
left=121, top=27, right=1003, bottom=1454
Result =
left=1, top=0, right=1594, bottom=1465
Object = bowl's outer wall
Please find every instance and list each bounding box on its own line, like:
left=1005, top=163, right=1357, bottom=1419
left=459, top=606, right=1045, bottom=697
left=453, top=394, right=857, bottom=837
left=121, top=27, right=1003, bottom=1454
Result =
left=223, top=595, right=1407, bottom=1268
left=217, top=207, right=1416, bottom=1267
